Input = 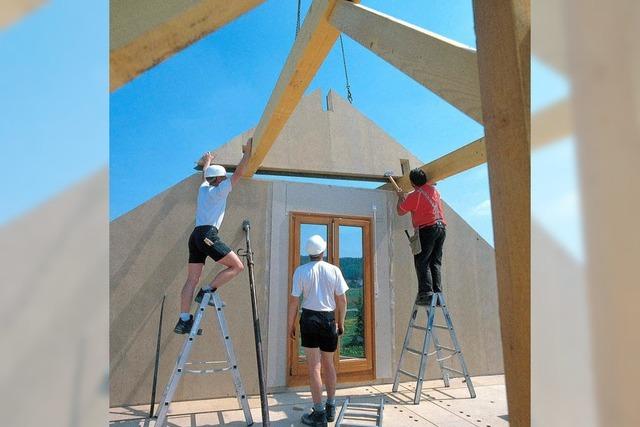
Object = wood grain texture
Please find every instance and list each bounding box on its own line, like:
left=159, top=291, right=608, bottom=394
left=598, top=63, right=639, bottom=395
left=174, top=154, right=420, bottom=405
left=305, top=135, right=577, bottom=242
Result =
left=110, top=0, right=265, bottom=91
left=243, top=0, right=360, bottom=176
left=394, top=138, right=486, bottom=191
left=330, top=0, right=482, bottom=123
left=473, top=1, right=530, bottom=426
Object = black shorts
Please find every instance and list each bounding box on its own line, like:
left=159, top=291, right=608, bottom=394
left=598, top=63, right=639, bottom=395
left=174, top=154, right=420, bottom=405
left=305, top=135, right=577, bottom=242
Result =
left=188, top=225, right=232, bottom=264
left=300, top=309, right=338, bottom=352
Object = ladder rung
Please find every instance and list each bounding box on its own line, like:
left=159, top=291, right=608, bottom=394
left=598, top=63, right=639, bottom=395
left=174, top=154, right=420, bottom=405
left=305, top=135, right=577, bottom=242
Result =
left=347, top=402, right=385, bottom=409
left=436, top=345, right=457, bottom=352
left=427, top=350, right=437, bottom=356
left=436, top=354, right=456, bottom=362
left=184, top=367, right=231, bottom=374
left=342, top=411, right=379, bottom=418
left=433, top=324, right=449, bottom=329
left=185, top=360, right=228, bottom=366
left=411, top=325, right=427, bottom=331
left=398, top=369, right=418, bottom=380
left=405, top=347, right=423, bottom=355
left=442, top=366, right=464, bottom=376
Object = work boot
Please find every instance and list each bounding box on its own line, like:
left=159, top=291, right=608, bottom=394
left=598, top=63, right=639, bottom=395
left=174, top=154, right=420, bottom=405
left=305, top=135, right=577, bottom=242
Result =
left=415, top=292, right=433, bottom=306
left=325, top=402, right=336, bottom=422
left=173, top=315, right=194, bottom=334
left=194, top=287, right=216, bottom=305
left=301, top=409, right=327, bottom=427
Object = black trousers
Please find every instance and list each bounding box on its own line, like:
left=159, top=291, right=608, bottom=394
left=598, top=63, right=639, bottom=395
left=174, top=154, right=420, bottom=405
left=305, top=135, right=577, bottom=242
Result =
left=413, top=222, right=446, bottom=295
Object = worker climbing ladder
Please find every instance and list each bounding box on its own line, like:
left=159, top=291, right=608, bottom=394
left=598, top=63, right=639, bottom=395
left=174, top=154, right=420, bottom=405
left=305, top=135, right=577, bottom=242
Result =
left=153, top=291, right=253, bottom=426
left=392, top=292, right=476, bottom=404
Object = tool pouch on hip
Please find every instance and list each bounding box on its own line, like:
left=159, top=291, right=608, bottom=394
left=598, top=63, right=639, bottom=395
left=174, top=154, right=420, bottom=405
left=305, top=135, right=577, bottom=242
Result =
left=409, top=228, right=422, bottom=255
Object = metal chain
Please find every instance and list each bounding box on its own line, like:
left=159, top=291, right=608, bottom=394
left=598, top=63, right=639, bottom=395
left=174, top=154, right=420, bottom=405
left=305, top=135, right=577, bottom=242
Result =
left=339, top=34, right=353, bottom=103
left=295, top=0, right=302, bottom=39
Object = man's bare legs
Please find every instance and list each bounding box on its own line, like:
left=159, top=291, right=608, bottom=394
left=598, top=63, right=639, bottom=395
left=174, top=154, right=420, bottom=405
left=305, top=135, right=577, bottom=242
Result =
left=180, top=252, right=243, bottom=313
left=320, top=351, right=337, bottom=401
left=304, top=348, right=324, bottom=405
left=304, top=348, right=337, bottom=402
left=180, top=263, right=204, bottom=313
left=206, top=251, right=244, bottom=290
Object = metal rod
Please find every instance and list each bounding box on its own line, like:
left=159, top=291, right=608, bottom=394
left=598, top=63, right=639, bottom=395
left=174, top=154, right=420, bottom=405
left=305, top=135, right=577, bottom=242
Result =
left=242, top=220, right=270, bottom=426
left=149, top=295, right=165, bottom=418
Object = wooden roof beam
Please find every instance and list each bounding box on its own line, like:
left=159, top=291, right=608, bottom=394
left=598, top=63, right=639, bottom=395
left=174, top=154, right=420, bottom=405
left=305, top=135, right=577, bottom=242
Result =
left=243, top=0, right=359, bottom=176
left=110, top=0, right=266, bottom=92
left=329, top=0, right=483, bottom=123
left=391, top=138, right=486, bottom=191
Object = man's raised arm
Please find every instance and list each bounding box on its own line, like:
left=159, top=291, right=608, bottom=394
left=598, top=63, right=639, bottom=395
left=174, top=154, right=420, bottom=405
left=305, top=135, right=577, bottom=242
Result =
left=230, top=137, right=253, bottom=187
left=200, top=151, right=214, bottom=183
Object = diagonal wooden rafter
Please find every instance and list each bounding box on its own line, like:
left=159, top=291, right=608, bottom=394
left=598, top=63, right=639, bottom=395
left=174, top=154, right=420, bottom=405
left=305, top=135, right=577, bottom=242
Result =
left=243, top=0, right=359, bottom=176
left=329, top=0, right=483, bottom=123
left=0, top=0, right=46, bottom=29
left=388, top=138, right=486, bottom=191
left=110, top=0, right=266, bottom=92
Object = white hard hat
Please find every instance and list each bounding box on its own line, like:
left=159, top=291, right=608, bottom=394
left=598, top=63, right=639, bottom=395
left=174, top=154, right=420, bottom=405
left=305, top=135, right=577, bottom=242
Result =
left=306, top=235, right=327, bottom=256
left=204, top=165, right=227, bottom=178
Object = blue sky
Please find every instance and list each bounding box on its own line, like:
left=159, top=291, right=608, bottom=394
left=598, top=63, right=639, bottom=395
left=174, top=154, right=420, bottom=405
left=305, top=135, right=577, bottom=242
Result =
left=0, top=0, right=108, bottom=224
left=1, top=0, right=574, bottom=256
left=110, top=0, right=496, bottom=244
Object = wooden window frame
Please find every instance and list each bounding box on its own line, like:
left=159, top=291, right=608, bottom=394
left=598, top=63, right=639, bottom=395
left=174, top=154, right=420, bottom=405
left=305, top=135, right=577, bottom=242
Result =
left=287, top=212, right=376, bottom=386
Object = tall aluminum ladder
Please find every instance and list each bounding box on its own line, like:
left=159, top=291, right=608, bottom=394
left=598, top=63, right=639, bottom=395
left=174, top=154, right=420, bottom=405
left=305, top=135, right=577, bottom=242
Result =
left=392, top=292, right=476, bottom=404
left=153, top=291, right=253, bottom=426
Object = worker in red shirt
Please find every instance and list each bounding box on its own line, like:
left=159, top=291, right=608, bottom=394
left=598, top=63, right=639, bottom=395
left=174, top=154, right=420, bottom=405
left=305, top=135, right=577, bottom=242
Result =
left=396, top=168, right=447, bottom=306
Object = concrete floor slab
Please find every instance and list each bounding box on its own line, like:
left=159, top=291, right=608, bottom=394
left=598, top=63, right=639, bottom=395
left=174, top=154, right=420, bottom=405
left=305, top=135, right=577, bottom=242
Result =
left=110, top=375, right=507, bottom=427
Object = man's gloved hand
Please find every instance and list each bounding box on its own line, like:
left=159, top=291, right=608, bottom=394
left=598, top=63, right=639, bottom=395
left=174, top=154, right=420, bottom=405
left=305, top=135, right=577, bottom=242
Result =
left=337, top=325, right=344, bottom=336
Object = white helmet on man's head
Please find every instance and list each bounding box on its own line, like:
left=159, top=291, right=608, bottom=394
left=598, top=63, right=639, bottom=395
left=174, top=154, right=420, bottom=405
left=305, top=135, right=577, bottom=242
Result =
left=204, top=165, right=227, bottom=178
left=306, top=235, right=327, bottom=256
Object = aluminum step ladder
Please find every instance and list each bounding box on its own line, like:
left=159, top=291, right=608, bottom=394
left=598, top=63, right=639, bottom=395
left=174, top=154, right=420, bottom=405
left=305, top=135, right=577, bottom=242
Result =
left=392, top=292, right=476, bottom=404
left=335, top=397, right=384, bottom=427
left=153, top=291, right=253, bottom=426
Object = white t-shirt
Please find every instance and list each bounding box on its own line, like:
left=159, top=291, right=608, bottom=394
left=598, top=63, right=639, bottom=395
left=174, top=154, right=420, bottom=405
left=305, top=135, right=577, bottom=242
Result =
left=291, top=260, right=349, bottom=311
left=195, top=179, right=232, bottom=229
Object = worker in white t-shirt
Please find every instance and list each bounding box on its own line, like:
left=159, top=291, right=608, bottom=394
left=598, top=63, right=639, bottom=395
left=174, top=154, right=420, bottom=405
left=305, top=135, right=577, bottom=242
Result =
left=288, top=235, right=349, bottom=427
left=174, top=138, right=252, bottom=334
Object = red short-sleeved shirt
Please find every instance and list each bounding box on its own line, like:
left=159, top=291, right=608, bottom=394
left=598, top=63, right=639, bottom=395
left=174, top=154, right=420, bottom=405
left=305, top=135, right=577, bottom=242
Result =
left=399, top=184, right=447, bottom=228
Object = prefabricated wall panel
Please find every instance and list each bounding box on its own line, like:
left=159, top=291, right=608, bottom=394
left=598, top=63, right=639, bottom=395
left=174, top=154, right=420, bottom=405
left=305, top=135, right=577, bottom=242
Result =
left=110, top=176, right=501, bottom=406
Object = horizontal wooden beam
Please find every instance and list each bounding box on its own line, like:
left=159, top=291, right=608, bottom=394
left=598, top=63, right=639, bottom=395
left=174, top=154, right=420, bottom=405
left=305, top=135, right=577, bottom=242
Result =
left=110, top=0, right=265, bottom=92
left=392, top=138, right=486, bottom=191
left=330, top=0, right=482, bottom=123
left=210, top=165, right=390, bottom=183
left=244, top=0, right=357, bottom=176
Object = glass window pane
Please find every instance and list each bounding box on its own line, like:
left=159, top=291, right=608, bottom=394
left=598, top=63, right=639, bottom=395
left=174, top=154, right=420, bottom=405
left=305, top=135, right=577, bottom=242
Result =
left=297, top=223, right=329, bottom=360
left=338, top=226, right=365, bottom=360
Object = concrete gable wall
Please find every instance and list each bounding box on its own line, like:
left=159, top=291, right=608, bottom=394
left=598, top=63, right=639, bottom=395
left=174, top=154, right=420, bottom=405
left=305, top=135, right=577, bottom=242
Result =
left=211, top=90, right=424, bottom=179
left=110, top=175, right=272, bottom=406
left=110, top=175, right=501, bottom=406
